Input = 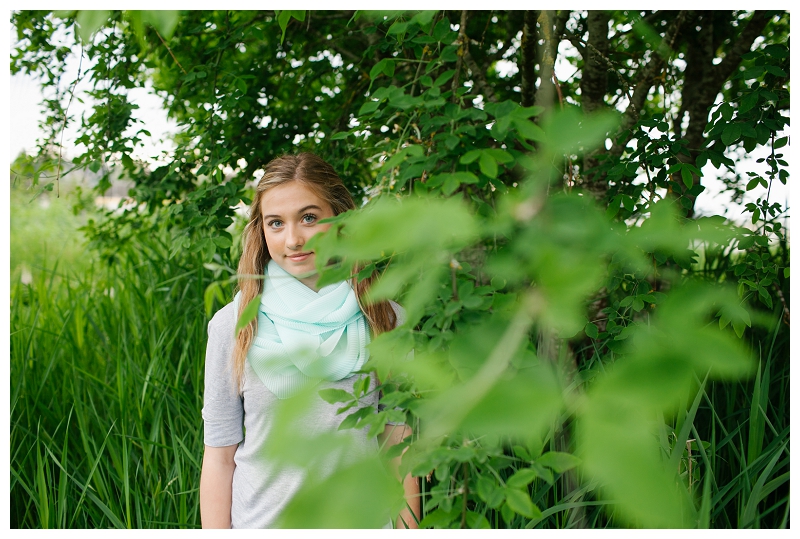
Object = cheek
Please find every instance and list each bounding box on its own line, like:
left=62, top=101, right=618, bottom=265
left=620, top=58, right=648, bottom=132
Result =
left=262, top=230, right=278, bottom=254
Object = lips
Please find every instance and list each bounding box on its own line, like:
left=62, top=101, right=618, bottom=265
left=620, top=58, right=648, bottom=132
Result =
left=287, top=252, right=313, bottom=262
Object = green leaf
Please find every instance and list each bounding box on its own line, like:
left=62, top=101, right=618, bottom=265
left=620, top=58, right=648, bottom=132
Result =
left=512, top=118, right=546, bottom=142
left=277, top=10, right=306, bottom=45
left=719, top=103, right=734, bottom=121
left=681, top=167, right=693, bottom=189
left=75, top=10, right=111, bottom=43
left=512, top=444, right=531, bottom=460
left=432, top=17, right=452, bottom=41
left=536, top=451, right=581, bottom=473
left=277, top=452, right=404, bottom=528
left=410, top=10, right=437, bottom=27
left=585, top=322, right=599, bottom=339
left=318, top=388, right=352, bottom=404
left=337, top=406, right=373, bottom=431
left=459, top=150, right=482, bottom=164
left=784, top=267, right=790, bottom=278
left=419, top=507, right=459, bottom=528
left=485, top=148, right=514, bottom=164
left=721, top=123, right=742, bottom=146
left=370, top=58, right=393, bottom=80
left=530, top=461, right=554, bottom=484
left=465, top=511, right=491, bottom=529
left=479, top=152, right=498, bottom=178
left=718, top=308, right=732, bottom=330
left=212, top=235, right=232, bottom=248
left=764, top=65, right=787, bottom=77
left=429, top=172, right=479, bottom=196
left=358, top=100, right=380, bottom=116
left=440, top=44, right=458, bottom=62
left=139, top=10, right=180, bottom=38
left=386, top=20, right=408, bottom=36
left=235, top=295, right=261, bottom=335
left=738, top=235, right=756, bottom=250
left=764, top=44, right=789, bottom=59
left=757, top=286, right=773, bottom=308
left=506, top=468, right=538, bottom=489
left=515, top=105, right=545, bottom=119
left=739, top=91, right=760, bottom=114
left=504, top=488, right=541, bottom=519
left=476, top=476, right=505, bottom=508
left=444, top=135, right=460, bottom=150
left=203, top=281, right=224, bottom=317
left=731, top=318, right=746, bottom=338
left=433, top=69, right=456, bottom=88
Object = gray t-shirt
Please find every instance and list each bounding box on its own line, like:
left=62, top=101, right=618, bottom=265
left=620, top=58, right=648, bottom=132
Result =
left=201, top=301, right=403, bottom=529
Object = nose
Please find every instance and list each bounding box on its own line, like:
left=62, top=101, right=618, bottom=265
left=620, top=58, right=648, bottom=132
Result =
left=285, top=223, right=305, bottom=250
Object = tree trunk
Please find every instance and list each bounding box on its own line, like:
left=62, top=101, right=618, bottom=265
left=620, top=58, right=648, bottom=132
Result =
left=675, top=11, right=771, bottom=217
left=534, top=11, right=557, bottom=113
left=520, top=11, right=540, bottom=108
left=580, top=11, right=611, bottom=202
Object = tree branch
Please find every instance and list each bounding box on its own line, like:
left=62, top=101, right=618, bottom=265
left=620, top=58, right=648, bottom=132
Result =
left=712, top=11, right=771, bottom=87
left=451, top=10, right=469, bottom=103
left=611, top=10, right=687, bottom=157
left=463, top=47, right=497, bottom=103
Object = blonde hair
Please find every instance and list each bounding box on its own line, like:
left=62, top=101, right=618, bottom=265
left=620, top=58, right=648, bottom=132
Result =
left=232, top=152, right=397, bottom=390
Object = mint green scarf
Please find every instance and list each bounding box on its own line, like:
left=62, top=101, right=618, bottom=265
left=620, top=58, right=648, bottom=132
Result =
left=234, top=260, right=369, bottom=399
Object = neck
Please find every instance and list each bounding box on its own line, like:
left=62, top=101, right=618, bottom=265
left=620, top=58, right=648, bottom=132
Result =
left=298, top=272, right=320, bottom=292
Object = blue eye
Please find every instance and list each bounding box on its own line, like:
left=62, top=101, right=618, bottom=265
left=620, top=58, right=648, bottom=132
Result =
left=267, top=219, right=283, bottom=229
left=302, top=214, right=317, bottom=224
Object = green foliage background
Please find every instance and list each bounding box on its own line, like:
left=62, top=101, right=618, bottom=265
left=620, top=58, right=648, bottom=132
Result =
left=10, top=9, right=790, bottom=529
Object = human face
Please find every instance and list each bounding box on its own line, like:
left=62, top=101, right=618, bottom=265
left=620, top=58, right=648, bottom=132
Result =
left=260, top=181, right=335, bottom=291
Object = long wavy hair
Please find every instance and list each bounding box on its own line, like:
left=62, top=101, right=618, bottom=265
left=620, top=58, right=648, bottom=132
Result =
left=232, top=152, right=397, bottom=390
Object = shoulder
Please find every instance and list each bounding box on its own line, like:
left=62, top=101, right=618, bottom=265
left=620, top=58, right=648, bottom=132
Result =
left=208, top=301, right=237, bottom=338
left=388, top=300, right=406, bottom=328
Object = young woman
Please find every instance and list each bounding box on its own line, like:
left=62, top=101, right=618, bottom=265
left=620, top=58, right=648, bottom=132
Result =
left=199, top=153, right=420, bottom=529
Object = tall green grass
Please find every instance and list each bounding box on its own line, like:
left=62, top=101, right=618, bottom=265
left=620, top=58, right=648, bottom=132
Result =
left=10, top=223, right=224, bottom=528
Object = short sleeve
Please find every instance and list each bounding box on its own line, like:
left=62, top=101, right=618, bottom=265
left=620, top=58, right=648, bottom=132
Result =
left=201, top=302, right=245, bottom=447
left=389, top=300, right=406, bottom=328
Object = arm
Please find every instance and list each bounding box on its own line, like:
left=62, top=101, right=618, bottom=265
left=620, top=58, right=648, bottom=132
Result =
left=378, top=424, right=420, bottom=529
left=199, top=444, right=238, bottom=529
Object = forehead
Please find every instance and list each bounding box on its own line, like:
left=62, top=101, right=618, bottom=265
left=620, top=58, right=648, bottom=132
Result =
left=260, top=181, right=332, bottom=216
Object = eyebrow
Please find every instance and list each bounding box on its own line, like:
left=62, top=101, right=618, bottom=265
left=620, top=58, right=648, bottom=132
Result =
left=262, top=205, right=323, bottom=220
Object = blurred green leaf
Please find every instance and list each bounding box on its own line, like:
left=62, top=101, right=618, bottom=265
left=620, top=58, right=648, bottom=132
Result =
left=536, top=451, right=581, bottom=473
left=138, top=10, right=180, bottom=38
left=277, top=455, right=404, bottom=528
left=277, top=10, right=305, bottom=45
left=505, top=488, right=541, bottom=519
left=234, top=295, right=261, bottom=335
left=75, top=10, right=111, bottom=43
left=318, top=388, right=352, bottom=404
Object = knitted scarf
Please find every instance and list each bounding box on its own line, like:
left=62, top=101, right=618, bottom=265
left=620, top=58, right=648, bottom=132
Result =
left=235, top=260, right=369, bottom=399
